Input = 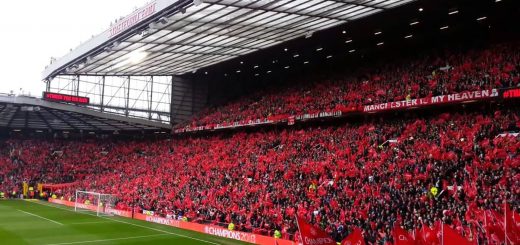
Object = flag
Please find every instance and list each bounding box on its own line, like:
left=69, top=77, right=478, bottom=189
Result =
left=442, top=223, right=471, bottom=245
left=505, top=204, right=520, bottom=244
left=415, top=227, right=426, bottom=245
left=341, top=227, right=365, bottom=245
left=393, top=224, right=415, bottom=245
left=422, top=222, right=441, bottom=245
left=295, top=216, right=336, bottom=245
left=514, top=211, right=520, bottom=228
left=486, top=210, right=505, bottom=243
left=466, top=224, right=478, bottom=245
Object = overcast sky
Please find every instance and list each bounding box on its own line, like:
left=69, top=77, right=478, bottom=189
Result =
left=0, top=0, right=149, bottom=96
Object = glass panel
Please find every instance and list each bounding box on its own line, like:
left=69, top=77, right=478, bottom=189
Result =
left=345, top=7, right=374, bottom=18
left=360, top=0, right=388, bottom=5
left=350, top=8, right=382, bottom=20
left=300, top=1, right=341, bottom=15
left=375, top=0, right=406, bottom=8
left=381, top=0, right=416, bottom=9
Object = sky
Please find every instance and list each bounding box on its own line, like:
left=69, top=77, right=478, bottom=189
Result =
left=0, top=0, right=149, bottom=97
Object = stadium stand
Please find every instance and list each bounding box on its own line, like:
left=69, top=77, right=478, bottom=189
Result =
left=2, top=105, right=519, bottom=243
left=181, top=42, right=520, bottom=128
left=1, top=39, right=519, bottom=243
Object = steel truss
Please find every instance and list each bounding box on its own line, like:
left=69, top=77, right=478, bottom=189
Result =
left=46, top=75, right=172, bottom=124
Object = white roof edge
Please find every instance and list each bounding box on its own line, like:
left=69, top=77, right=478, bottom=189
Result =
left=41, top=0, right=180, bottom=80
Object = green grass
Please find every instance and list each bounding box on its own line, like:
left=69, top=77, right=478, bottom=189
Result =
left=0, top=200, right=249, bottom=245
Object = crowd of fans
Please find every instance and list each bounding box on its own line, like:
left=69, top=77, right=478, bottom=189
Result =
left=1, top=41, right=520, bottom=244
left=184, top=42, right=520, bottom=127
left=1, top=105, right=518, bottom=244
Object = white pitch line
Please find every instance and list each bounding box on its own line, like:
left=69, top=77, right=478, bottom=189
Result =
left=24, top=200, right=91, bottom=214
left=96, top=216, right=222, bottom=245
left=26, top=200, right=222, bottom=245
left=44, top=234, right=168, bottom=245
left=17, top=209, right=64, bottom=226
left=68, top=221, right=115, bottom=225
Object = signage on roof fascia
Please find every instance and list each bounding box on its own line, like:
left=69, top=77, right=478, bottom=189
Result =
left=42, top=0, right=179, bottom=80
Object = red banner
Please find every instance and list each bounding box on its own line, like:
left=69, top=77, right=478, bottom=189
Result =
left=341, top=227, right=365, bottom=245
left=288, top=116, right=295, bottom=125
left=134, top=213, right=180, bottom=227
left=106, top=207, right=132, bottom=218
left=363, top=89, right=498, bottom=112
left=295, top=111, right=343, bottom=121
left=442, top=223, right=471, bottom=245
left=502, top=87, right=520, bottom=99
left=505, top=204, right=520, bottom=244
left=214, top=118, right=273, bottom=130
left=296, top=216, right=336, bottom=245
left=174, top=111, right=344, bottom=133
left=48, top=198, right=132, bottom=217
left=174, top=88, right=501, bottom=134
left=41, top=182, right=78, bottom=190
left=43, top=92, right=90, bottom=105
left=393, top=225, right=414, bottom=245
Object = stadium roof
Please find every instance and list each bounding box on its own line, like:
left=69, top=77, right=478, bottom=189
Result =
left=42, top=0, right=416, bottom=80
left=0, top=94, right=170, bottom=132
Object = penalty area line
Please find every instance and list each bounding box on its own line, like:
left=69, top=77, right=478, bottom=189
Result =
left=17, top=209, right=64, bottom=226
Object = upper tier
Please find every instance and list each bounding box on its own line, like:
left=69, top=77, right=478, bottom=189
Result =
left=175, top=42, right=520, bottom=132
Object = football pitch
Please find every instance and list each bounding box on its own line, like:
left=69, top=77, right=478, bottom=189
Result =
left=0, top=200, right=249, bottom=245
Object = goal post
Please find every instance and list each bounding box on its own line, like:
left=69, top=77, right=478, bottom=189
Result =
left=74, top=190, right=116, bottom=217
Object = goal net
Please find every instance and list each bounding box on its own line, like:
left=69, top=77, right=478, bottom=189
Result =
left=74, top=190, right=116, bottom=217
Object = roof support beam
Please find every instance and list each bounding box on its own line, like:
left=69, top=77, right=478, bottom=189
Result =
left=24, top=110, right=29, bottom=129
left=209, top=1, right=347, bottom=21
left=87, top=104, right=170, bottom=116
left=100, top=76, right=106, bottom=112
left=85, top=115, right=126, bottom=131
left=76, top=75, right=80, bottom=96
left=6, top=106, right=20, bottom=128
left=45, top=108, right=79, bottom=131
left=66, top=112, right=104, bottom=131
left=329, top=0, right=384, bottom=10
left=125, top=76, right=130, bottom=117
left=149, top=76, right=154, bottom=120
left=129, top=41, right=258, bottom=52
left=36, top=110, right=53, bottom=131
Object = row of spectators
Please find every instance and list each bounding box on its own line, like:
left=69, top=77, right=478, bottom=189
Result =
left=1, top=105, right=518, bottom=244
left=183, top=42, right=520, bottom=127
